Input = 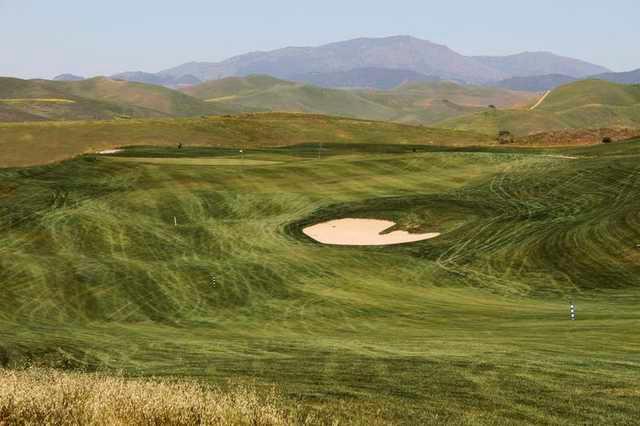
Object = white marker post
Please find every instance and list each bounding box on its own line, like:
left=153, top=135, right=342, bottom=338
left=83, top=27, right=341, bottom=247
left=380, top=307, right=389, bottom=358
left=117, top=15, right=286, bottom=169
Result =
left=570, top=302, right=576, bottom=321
left=174, top=216, right=177, bottom=227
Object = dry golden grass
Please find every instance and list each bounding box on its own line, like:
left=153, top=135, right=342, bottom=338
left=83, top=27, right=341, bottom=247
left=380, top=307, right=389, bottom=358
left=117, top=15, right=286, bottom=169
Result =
left=0, top=369, right=311, bottom=426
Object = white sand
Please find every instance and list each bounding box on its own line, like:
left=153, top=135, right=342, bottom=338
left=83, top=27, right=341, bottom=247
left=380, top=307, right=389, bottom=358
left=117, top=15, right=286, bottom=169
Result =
left=98, top=149, right=122, bottom=154
left=303, top=218, right=440, bottom=246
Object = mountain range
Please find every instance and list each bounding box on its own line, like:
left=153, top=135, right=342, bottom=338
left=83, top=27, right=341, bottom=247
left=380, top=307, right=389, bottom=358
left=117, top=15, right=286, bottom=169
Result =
left=89, top=36, right=609, bottom=89
left=58, top=36, right=640, bottom=92
left=156, top=36, right=609, bottom=85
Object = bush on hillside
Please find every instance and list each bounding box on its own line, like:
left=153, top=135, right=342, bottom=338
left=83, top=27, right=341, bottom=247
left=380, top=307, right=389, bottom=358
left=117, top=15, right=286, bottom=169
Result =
left=602, top=136, right=613, bottom=144
left=498, top=130, right=514, bottom=144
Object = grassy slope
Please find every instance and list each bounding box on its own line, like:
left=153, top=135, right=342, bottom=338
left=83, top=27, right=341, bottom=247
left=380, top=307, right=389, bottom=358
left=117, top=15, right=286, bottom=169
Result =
left=0, top=77, right=228, bottom=121
left=182, top=75, right=298, bottom=100
left=184, top=76, right=538, bottom=125
left=1, top=140, right=639, bottom=423
left=0, top=113, right=493, bottom=168
left=437, top=80, right=640, bottom=136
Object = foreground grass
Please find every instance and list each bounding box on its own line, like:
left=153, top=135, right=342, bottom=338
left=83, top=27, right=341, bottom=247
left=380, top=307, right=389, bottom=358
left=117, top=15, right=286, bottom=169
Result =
left=0, top=369, right=307, bottom=425
left=1, top=141, right=640, bottom=424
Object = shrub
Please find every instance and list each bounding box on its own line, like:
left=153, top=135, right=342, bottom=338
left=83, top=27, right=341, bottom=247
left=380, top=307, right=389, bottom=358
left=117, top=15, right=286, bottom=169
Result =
left=602, top=137, right=613, bottom=144
left=497, top=130, right=514, bottom=144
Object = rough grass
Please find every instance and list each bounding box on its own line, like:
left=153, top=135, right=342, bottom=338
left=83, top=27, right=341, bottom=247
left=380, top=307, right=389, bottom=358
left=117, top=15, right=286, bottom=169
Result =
left=0, top=369, right=306, bottom=425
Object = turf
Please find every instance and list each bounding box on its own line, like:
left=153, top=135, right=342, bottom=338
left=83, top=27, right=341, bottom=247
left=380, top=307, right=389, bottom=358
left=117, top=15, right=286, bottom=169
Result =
left=1, top=136, right=639, bottom=424
left=0, top=113, right=493, bottom=168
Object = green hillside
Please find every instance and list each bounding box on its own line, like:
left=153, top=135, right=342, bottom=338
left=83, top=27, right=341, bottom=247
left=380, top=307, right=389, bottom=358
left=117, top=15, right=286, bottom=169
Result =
left=0, top=77, right=228, bottom=121
left=437, top=80, right=640, bottom=136
left=537, top=79, right=640, bottom=112
left=183, top=75, right=538, bottom=125
left=1, top=138, right=639, bottom=423
left=182, top=74, right=297, bottom=100
left=360, top=81, right=537, bottom=124
left=0, top=113, right=493, bottom=167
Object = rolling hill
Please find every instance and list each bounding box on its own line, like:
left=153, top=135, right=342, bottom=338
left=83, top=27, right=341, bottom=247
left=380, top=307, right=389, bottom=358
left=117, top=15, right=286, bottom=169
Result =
left=493, top=74, right=578, bottom=91
left=591, top=68, right=640, bottom=84
left=289, top=67, right=441, bottom=89
left=184, top=76, right=539, bottom=125
left=110, top=71, right=202, bottom=88
left=0, top=77, right=228, bottom=121
left=491, top=69, right=640, bottom=92
left=436, top=80, right=640, bottom=135
left=53, top=73, right=85, bottom=81
left=536, top=79, right=640, bottom=112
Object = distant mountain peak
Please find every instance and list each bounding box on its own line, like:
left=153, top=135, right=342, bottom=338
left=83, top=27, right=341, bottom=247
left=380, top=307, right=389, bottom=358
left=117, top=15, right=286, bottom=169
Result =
left=53, top=73, right=84, bottom=81
left=112, top=35, right=612, bottom=88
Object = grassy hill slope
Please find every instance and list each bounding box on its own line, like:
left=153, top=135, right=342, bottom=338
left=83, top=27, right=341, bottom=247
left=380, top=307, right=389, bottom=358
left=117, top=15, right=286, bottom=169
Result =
left=1, top=140, right=639, bottom=423
left=0, top=113, right=493, bottom=167
left=182, top=74, right=297, bottom=100
left=536, top=79, right=640, bottom=112
left=184, top=76, right=538, bottom=125
left=0, top=77, right=228, bottom=121
left=437, top=80, right=640, bottom=135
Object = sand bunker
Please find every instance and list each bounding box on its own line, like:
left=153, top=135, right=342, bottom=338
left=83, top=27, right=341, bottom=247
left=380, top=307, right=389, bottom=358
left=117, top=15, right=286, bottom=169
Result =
left=98, top=149, right=122, bottom=154
left=303, top=218, right=440, bottom=246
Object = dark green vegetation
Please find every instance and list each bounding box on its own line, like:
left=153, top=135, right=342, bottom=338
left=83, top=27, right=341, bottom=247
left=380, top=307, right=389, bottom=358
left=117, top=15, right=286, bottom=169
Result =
left=0, top=113, right=492, bottom=167
left=0, top=76, right=229, bottom=121
left=1, top=133, right=639, bottom=424
left=438, top=80, right=640, bottom=136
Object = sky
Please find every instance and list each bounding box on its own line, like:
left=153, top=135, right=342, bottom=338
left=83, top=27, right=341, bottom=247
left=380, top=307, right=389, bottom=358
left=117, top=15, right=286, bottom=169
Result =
left=1, top=0, right=638, bottom=79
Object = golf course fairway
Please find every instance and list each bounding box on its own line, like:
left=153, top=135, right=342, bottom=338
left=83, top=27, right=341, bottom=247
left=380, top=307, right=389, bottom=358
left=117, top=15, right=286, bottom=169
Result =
left=1, top=140, right=639, bottom=424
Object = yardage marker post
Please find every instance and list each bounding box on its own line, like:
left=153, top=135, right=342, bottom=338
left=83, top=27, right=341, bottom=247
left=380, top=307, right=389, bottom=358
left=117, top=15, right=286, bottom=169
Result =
left=570, top=301, right=576, bottom=321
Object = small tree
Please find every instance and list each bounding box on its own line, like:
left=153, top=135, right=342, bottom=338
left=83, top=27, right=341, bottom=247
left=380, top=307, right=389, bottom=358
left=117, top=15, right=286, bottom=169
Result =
left=488, top=104, right=496, bottom=109
left=602, top=136, right=613, bottom=144
left=498, top=130, right=514, bottom=144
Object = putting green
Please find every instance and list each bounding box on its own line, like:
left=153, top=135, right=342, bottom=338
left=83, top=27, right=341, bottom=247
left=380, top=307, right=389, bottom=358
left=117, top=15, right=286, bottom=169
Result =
left=106, top=157, right=282, bottom=166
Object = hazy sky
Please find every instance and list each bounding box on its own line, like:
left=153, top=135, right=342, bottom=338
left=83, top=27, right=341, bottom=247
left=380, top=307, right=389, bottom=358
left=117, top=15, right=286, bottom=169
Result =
left=1, top=0, right=638, bottom=79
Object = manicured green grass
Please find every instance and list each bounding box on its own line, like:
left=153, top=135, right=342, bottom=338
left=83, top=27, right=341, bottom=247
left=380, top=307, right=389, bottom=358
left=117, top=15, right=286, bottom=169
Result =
left=1, top=139, right=639, bottom=424
left=0, top=113, right=493, bottom=168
